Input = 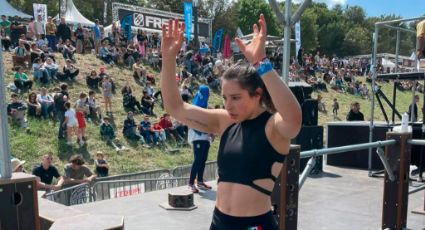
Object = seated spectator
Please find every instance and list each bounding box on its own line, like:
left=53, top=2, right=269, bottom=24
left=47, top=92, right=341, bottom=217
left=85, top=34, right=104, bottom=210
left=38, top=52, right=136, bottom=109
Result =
left=56, top=38, right=64, bottom=53
left=141, top=90, right=155, bottom=116
left=11, top=158, right=26, bottom=173
left=87, top=90, right=103, bottom=121
left=60, top=59, right=79, bottom=81
left=14, top=66, right=33, bottom=92
left=32, top=57, right=50, bottom=84
left=30, top=43, right=45, bottom=64
left=360, top=83, right=369, bottom=99
left=44, top=57, right=59, bottom=80
left=62, top=39, right=76, bottom=61
left=100, top=116, right=122, bottom=150
left=159, top=113, right=184, bottom=144
left=144, top=81, right=155, bottom=97
left=180, top=85, right=193, bottom=102
left=12, top=41, right=30, bottom=68
left=94, top=151, right=109, bottom=177
left=173, top=118, right=188, bottom=142
left=122, top=111, right=148, bottom=147
left=37, top=87, right=54, bottom=119
left=151, top=121, right=166, bottom=146
left=7, top=93, right=28, bottom=128
left=27, top=92, right=41, bottom=117
left=86, top=69, right=101, bottom=89
left=63, top=154, right=96, bottom=186
left=121, top=84, right=142, bottom=112
left=32, top=153, right=64, bottom=191
left=99, top=41, right=113, bottom=64
left=132, top=59, right=147, bottom=85
left=139, top=115, right=156, bottom=145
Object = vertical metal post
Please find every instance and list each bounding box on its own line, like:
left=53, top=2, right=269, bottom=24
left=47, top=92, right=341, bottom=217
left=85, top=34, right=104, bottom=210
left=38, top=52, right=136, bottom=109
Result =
left=280, top=146, right=299, bottom=230
left=282, top=0, right=291, bottom=84
left=382, top=132, right=411, bottom=230
left=369, top=26, right=379, bottom=176
left=392, top=30, right=400, bottom=124
left=0, top=40, right=12, bottom=179
left=193, top=0, right=199, bottom=51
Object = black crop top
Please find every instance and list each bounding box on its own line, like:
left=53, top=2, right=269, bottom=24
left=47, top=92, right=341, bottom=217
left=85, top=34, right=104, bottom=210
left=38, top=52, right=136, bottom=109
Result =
left=217, top=111, right=286, bottom=196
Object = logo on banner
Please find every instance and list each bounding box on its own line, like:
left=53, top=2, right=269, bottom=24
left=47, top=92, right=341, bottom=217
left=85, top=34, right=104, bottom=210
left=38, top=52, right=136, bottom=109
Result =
left=133, top=13, right=144, bottom=26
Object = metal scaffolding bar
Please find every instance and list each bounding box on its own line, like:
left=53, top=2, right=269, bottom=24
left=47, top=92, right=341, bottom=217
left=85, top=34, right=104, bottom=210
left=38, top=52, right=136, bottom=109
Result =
left=298, top=157, right=316, bottom=190
left=300, top=140, right=397, bottom=159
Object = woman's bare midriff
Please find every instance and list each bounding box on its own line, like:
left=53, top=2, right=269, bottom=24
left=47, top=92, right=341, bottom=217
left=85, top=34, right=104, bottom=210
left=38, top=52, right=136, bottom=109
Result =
left=215, top=182, right=272, bottom=217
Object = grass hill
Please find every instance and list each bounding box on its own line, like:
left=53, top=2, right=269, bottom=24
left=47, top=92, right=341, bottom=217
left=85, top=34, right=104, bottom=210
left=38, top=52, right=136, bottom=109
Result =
left=3, top=51, right=421, bottom=176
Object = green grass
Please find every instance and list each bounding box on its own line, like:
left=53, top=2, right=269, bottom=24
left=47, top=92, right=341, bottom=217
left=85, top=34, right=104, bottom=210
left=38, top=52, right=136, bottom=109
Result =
left=4, top=51, right=421, bottom=176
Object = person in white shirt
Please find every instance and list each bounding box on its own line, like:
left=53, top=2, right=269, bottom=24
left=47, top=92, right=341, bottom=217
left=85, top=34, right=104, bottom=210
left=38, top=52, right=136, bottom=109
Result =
left=62, top=101, right=81, bottom=146
left=37, top=87, right=54, bottom=119
left=44, top=57, right=58, bottom=80
left=34, top=15, right=45, bottom=37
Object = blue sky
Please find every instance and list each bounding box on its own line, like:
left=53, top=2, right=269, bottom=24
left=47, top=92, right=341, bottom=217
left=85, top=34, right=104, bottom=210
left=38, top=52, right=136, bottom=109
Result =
left=292, top=0, right=425, bottom=18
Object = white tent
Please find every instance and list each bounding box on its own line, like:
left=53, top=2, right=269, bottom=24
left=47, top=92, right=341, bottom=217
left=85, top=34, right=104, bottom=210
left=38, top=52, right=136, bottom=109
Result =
left=381, top=58, right=396, bottom=68
left=55, top=0, right=94, bottom=26
left=0, top=0, right=32, bottom=19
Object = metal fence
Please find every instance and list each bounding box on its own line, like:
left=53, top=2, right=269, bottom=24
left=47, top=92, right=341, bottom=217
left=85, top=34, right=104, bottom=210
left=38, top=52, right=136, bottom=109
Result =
left=172, top=161, right=218, bottom=182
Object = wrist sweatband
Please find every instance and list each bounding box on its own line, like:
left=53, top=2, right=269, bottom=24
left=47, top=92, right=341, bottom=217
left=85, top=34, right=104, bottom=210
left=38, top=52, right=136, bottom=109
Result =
left=255, top=58, right=273, bottom=77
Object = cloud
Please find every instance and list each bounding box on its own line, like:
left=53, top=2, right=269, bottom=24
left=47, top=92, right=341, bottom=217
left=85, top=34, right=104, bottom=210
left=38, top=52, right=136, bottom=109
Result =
left=291, top=0, right=347, bottom=8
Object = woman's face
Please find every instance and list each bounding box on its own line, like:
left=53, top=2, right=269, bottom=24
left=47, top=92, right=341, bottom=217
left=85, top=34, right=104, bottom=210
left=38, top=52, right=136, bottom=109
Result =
left=221, top=79, right=261, bottom=122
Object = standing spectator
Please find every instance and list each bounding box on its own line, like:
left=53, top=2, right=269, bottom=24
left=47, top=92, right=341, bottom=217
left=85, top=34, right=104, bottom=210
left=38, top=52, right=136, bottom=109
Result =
left=75, top=24, right=85, bottom=54
left=102, top=75, right=113, bottom=115
left=56, top=17, right=71, bottom=42
left=54, top=84, right=69, bottom=139
left=64, top=155, right=96, bottom=186
left=37, top=87, right=54, bottom=119
left=63, top=101, right=82, bottom=146
left=93, top=19, right=102, bottom=54
left=332, top=98, right=339, bottom=119
left=27, top=17, right=35, bottom=38
left=10, top=16, right=26, bottom=47
left=317, top=94, right=326, bottom=113
left=34, top=14, right=45, bottom=38
left=75, top=92, right=88, bottom=145
left=14, top=66, right=33, bottom=92
left=94, top=151, right=109, bottom=177
left=0, top=15, right=12, bottom=51
left=346, top=102, right=364, bottom=121
left=7, top=93, right=28, bottom=129
left=407, top=95, right=420, bottom=122
left=187, top=85, right=212, bottom=192
left=32, top=153, right=64, bottom=191
left=45, top=16, right=56, bottom=51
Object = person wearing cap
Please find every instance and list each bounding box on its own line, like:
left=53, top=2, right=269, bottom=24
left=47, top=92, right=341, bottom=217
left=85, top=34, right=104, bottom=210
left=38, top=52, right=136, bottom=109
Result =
left=63, top=154, right=96, bottom=186
left=7, top=93, right=28, bottom=129
left=11, top=158, right=26, bottom=173
left=45, top=16, right=56, bottom=51
left=32, top=154, right=64, bottom=191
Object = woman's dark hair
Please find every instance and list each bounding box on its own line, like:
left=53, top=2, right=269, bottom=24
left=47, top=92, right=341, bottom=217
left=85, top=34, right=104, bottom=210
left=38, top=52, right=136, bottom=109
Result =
left=28, top=92, right=36, bottom=102
left=64, top=101, right=71, bottom=109
left=121, top=85, right=132, bottom=95
left=221, top=60, right=275, bottom=112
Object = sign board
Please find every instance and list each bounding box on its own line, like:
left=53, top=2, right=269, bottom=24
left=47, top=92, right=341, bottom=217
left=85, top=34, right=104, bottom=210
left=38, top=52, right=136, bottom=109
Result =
left=109, top=183, right=145, bottom=199
left=183, top=1, right=192, bottom=41
left=112, top=2, right=212, bottom=43
left=33, top=4, right=48, bottom=23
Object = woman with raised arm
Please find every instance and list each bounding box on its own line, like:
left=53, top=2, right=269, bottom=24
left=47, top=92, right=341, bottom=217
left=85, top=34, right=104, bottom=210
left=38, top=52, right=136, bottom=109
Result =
left=160, top=15, right=302, bottom=230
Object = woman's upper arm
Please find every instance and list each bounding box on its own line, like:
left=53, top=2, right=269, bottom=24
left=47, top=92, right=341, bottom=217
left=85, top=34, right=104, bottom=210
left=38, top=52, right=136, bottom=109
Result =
left=173, top=103, right=232, bottom=135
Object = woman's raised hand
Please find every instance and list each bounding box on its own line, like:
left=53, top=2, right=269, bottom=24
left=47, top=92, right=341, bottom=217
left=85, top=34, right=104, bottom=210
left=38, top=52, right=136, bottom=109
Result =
left=235, top=14, right=267, bottom=65
left=161, top=19, right=185, bottom=60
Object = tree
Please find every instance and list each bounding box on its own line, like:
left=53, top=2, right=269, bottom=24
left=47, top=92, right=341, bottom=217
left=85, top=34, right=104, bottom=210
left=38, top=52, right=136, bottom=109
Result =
left=344, top=6, right=366, bottom=26
left=237, top=0, right=281, bottom=36
left=341, top=26, right=371, bottom=56
left=299, top=9, right=318, bottom=52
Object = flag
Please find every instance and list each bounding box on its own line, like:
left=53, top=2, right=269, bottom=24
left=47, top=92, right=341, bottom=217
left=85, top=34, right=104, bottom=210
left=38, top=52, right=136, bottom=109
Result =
left=212, top=28, right=224, bottom=53
left=295, top=21, right=301, bottom=55
left=120, top=14, right=133, bottom=41
left=184, top=2, right=193, bottom=41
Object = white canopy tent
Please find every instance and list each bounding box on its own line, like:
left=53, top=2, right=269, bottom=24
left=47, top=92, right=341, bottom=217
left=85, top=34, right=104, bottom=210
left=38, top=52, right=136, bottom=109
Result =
left=0, top=0, right=32, bottom=19
left=54, top=0, right=94, bottom=26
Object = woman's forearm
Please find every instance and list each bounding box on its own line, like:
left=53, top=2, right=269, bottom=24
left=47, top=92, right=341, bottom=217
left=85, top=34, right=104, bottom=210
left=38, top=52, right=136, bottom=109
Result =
left=160, top=57, right=184, bottom=114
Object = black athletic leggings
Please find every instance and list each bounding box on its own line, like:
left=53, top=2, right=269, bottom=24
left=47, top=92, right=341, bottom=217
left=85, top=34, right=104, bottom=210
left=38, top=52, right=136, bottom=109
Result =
left=210, top=207, right=278, bottom=230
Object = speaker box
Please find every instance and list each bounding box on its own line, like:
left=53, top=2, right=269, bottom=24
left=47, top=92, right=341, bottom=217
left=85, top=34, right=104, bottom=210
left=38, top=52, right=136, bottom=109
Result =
left=289, top=81, right=313, bottom=106
left=0, top=173, right=40, bottom=230
left=326, top=122, right=391, bottom=169
left=292, top=126, right=323, bottom=174
left=302, top=99, right=318, bottom=126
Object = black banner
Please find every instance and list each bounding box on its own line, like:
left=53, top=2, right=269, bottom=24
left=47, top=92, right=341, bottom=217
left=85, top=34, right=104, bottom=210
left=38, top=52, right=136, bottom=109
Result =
left=117, top=8, right=210, bottom=38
